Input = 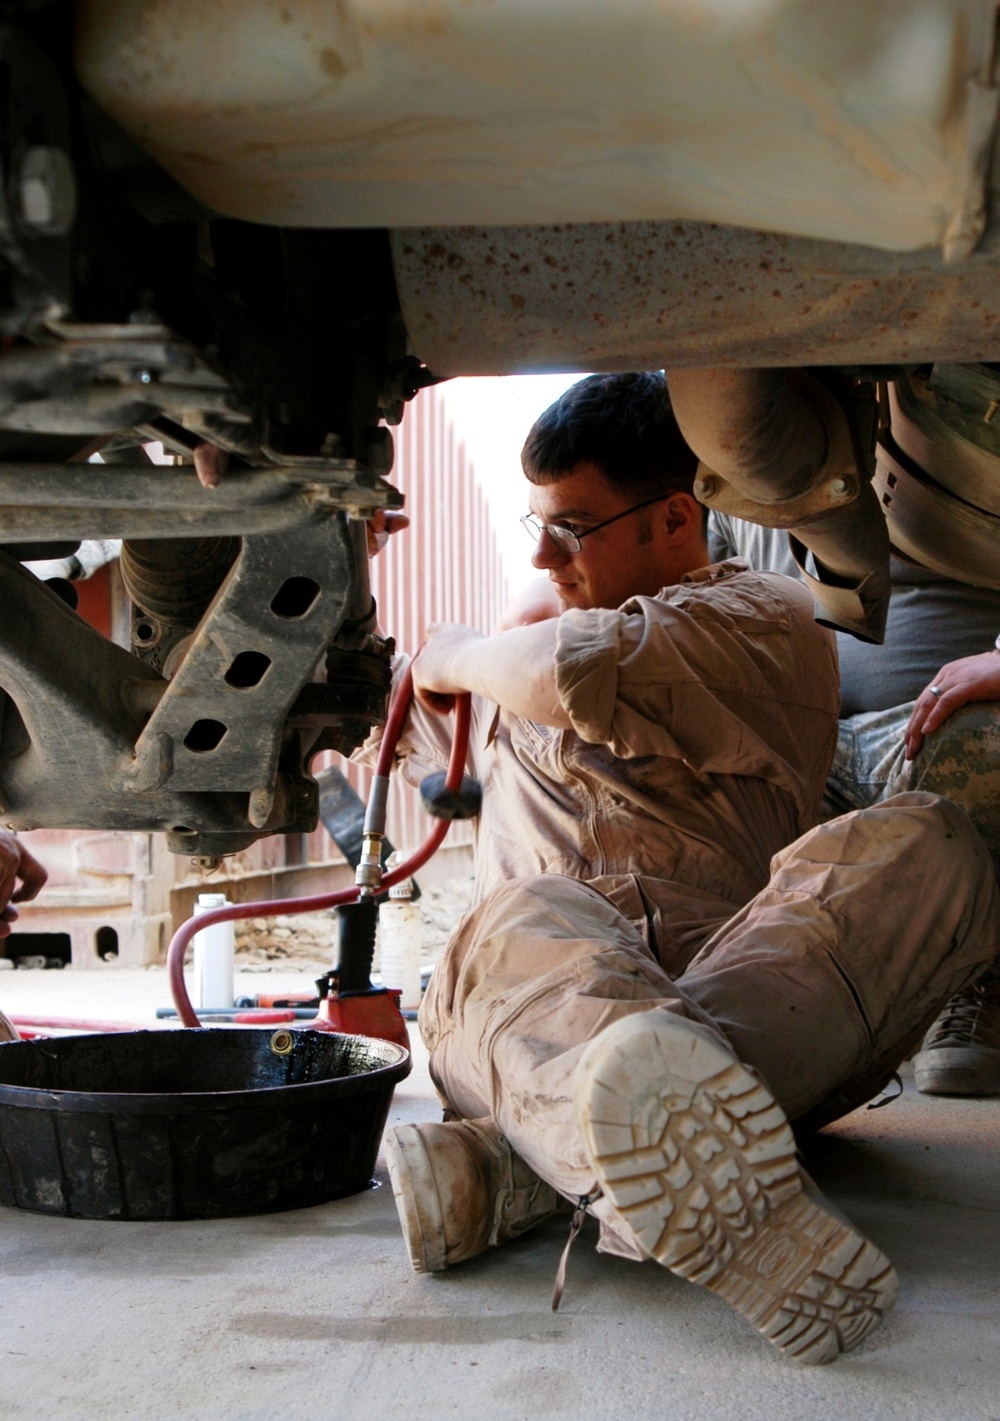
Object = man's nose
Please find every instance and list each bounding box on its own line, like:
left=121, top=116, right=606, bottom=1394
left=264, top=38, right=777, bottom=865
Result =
left=531, top=528, right=569, bottom=569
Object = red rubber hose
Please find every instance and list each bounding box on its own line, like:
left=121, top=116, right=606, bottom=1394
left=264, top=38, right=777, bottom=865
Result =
left=167, top=673, right=471, bottom=1028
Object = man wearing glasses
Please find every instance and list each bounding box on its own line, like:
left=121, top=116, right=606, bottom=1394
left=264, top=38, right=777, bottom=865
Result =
left=372, top=372, right=1000, bottom=1363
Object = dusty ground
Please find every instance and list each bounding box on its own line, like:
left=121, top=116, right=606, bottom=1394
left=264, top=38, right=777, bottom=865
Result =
left=3, top=1000, right=1000, bottom=1418
left=232, top=873, right=474, bottom=974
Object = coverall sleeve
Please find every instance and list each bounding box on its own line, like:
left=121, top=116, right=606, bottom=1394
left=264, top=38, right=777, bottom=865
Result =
left=553, top=573, right=839, bottom=795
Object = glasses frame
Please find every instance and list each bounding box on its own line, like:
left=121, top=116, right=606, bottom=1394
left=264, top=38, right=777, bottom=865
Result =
left=520, top=493, right=671, bottom=554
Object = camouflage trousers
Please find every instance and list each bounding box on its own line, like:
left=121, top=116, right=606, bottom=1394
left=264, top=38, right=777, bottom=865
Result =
left=824, top=701, right=1000, bottom=882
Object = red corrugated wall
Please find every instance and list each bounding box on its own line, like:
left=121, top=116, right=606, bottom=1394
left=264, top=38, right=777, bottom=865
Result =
left=309, top=383, right=509, bottom=861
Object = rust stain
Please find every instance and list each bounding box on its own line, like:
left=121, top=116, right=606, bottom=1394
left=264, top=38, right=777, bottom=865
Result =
left=319, top=47, right=349, bottom=79
left=395, top=218, right=1000, bottom=374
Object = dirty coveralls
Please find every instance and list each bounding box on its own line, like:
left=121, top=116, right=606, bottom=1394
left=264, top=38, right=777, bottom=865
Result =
left=374, top=563, right=1000, bottom=1254
left=709, top=516, right=1000, bottom=882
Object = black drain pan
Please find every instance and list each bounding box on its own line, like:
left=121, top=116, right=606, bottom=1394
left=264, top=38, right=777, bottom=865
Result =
left=0, top=1028, right=410, bottom=1220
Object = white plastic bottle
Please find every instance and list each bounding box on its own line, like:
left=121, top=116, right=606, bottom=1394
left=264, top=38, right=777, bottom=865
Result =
left=378, top=877, right=423, bottom=1011
left=192, top=892, right=235, bottom=1010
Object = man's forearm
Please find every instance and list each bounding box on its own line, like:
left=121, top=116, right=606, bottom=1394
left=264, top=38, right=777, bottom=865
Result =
left=417, top=621, right=571, bottom=727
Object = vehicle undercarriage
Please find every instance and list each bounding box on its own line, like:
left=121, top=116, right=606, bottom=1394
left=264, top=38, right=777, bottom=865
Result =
left=3, top=0, right=1000, bottom=857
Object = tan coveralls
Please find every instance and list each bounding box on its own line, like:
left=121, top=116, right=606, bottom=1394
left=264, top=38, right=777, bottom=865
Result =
left=374, top=564, right=1000, bottom=1248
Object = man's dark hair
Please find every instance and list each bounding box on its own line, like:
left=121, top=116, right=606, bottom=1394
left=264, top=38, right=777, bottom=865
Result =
left=521, top=372, right=700, bottom=501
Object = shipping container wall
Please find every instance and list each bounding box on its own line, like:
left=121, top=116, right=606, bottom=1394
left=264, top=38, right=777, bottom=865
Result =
left=325, top=383, right=510, bottom=858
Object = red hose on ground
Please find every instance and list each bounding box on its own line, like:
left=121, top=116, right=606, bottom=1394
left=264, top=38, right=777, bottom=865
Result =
left=167, top=672, right=471, bottom=1028
left=10, top=1016, right=149, bottom=1037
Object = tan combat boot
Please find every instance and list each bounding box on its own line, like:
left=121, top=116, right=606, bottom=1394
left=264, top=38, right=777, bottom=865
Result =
left=383, top=1117, right=561, bottom=1274
left=574, top=1010, right=898, bottom=1365
left=913, top=965, right=1000, bottom=1096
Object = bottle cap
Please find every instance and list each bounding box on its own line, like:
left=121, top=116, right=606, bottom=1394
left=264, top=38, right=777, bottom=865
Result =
left=196, top=892, right=228, bottom=909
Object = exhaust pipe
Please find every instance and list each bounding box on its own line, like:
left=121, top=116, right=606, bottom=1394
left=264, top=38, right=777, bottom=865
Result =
left=667, top=367, right=890, bottom=643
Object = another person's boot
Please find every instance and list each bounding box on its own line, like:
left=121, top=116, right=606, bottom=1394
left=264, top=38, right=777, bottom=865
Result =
left=913, top=964, right=1000, bottom=1095
left=383, top=1117, right=561, bottom=1273
left=574, top=1010, right=898, bottom=1365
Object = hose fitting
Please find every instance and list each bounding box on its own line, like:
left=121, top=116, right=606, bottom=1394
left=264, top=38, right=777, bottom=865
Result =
left=355, top=830, right=384, bottom=893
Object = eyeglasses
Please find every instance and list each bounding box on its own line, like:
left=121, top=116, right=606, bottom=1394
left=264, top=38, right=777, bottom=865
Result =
left=520, top=494, right=670, bottom=554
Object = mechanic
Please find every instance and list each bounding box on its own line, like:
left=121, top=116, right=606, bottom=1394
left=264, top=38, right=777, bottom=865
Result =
left=708, top=508, right=1000, bottom=1098
left=368, top=373, right=1000, bottom=1364
left=0, top=827, right=47, bottom=1041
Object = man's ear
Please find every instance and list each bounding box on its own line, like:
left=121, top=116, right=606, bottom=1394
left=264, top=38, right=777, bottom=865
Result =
left=662, top=492, right=703, bottom=538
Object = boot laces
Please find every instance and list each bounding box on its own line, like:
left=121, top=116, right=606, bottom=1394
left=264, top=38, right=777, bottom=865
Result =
left=924, top=969, right=1000, bottom=1051
left=550, top=1191, right=602, bottom=1313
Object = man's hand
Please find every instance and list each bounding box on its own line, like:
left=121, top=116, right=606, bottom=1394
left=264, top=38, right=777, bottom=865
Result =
left=905, top=651, right=1000, bottom=759
left=412, top=624, right=484, bottom=714
left=0, top=830, right=47, bottom=939
left=366, top=509, right=411, bottom=557
left=411, top=620, right=570, bottom=727
left=193, top=441, right=229, bottom=489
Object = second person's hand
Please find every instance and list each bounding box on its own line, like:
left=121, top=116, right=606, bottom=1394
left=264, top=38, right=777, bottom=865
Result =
left=905, top=650, right=1000, bottom=759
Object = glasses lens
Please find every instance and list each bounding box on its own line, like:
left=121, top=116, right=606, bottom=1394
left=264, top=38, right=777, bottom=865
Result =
left=520, top=515, right=580, bottom=552
left=547, top=524, right=581, bottom=552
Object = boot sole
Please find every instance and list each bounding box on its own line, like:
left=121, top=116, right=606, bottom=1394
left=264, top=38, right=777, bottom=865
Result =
left=383, top=1125, right=449, bottom=1274
left=575, top=1012, right=898, bottom=1364
left=913, top=1045, right=1000, bottom=1096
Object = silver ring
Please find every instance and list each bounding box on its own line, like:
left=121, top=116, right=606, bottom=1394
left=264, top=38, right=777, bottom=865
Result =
left=930, top=684, right=943, bottom=699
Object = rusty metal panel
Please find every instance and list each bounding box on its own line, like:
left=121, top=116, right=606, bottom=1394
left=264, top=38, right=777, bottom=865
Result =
left=392, top=220, right=1000, bottom=373
left=75, top=0, right=987, bottom=253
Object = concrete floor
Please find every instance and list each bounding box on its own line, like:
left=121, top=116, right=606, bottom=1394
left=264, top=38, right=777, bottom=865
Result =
left=1, top=968, right=999, bottom=1420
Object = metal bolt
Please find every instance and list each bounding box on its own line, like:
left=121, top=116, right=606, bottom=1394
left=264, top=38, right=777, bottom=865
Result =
left=248, top=786, right=275, bottom=828
left=17, top=146, right=77, bottom=237
left=829, top=477, right=852, bottom=497
left=365, top=427, right=394, bottom=475
left=129, top=296, right=159, bottom=326
left=693, top=475, right=720, bottom=502
left=132, top=616, right=162, bottom=649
